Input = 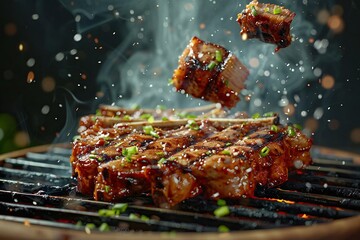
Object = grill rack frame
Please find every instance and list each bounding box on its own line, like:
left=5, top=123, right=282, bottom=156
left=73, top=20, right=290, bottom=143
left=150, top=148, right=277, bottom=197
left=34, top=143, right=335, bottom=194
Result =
left=0, top=144, right=360, bottom=240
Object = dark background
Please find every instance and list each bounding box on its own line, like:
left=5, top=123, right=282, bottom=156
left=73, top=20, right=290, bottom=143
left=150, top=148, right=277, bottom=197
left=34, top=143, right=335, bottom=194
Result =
left=0, top=0, right=359, bottom=154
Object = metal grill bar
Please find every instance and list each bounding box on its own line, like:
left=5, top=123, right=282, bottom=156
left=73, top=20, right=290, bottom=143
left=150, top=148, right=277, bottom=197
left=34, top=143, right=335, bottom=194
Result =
left=0, top=147, right=359, bottom=233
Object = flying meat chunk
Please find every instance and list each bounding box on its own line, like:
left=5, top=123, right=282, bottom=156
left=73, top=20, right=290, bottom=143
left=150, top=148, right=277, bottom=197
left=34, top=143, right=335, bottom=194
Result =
left=237, top=0, right=296, bottom=51
left=171, top=36, right=249, bottom=108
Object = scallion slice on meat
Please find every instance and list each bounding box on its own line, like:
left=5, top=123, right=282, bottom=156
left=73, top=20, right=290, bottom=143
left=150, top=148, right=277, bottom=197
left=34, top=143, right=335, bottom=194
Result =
left=122, top=146, right=139, bottom=161
left=207, top=61, right=217, bottom=71
left=251, top=5, right=257, bottom=16
left=215, top=50, right=223, bottom=62
left=260, top=146, right=270, bottom=157
left=273, top=6, right=282, bottom=15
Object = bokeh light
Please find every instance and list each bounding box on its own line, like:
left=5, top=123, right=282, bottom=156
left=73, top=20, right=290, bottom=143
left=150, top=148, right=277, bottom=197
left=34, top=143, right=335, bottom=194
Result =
left=4, top=22, right=17, bottom=36
left=321, top=75, right=335, bottom=90
left=41, top=76, right=56, bottom=92
left=350, top=128, right=360, bottom=144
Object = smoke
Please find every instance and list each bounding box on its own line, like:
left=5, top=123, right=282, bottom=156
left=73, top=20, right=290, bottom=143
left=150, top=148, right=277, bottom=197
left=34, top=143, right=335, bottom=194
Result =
left=59, top=0, right=339, bottom=123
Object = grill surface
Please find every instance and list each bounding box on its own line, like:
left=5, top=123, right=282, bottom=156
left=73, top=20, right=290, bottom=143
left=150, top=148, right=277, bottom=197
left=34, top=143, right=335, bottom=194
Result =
left=0, top=145, right=360, bottom=239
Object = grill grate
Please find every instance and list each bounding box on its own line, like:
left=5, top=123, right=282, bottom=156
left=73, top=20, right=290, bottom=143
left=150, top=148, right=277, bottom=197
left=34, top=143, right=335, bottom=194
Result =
left=0, top=146, right=360, bottom=234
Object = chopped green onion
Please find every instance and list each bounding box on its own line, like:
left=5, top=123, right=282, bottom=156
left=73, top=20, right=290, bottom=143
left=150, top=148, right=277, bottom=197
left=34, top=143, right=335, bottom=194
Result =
left=98, top=209, right=117, bottom=217
left=129, top=213, right=139, bottom=220
left=123, top=115, right=131, bottom=120
left=221, top=150, right=231, bottom=155
left=85, top=223, right=96, bottom=230
left=251, top=5, right=258, bottom=16
left=140, top=113, right=153, bottom=120
left=187, top=120, right=200, bottom=130
left=143, top=125, right=154, bottom=134
left=207, top=61, right=217, bottom=71
left=156, top=151, right=165, bottom=157
left=287, top=126, right=296, bottom=137
left=89, top=154, right=103, bottom=162
left=162, top=116, right=169, bottom=121
left=168, top=78, right=174, bottom=86
left=214, top=206, right=230, bottom=217
left=217, top=199, right=227, bottom=206
left=99, top=222, right=110, bottom=232
left=143, top=125, right=159, bottom=138
left=260, top=146, right=270, bottom=157
left=131, top=104, right=140, bottom=110
left=148, top=115, right=155, bottom=123
left=185, top=114, right=197, bottom=119
left=112, top=203, right=128, bottom=213
left=252, top=113, right=261, bottom=119
left=140, top=215, right=150, bottom=222
left=150, top=131, right=160, bottom=138
left=224, top=79, right=229, bottom=87
left=122, top=146, right=139, bottom=161
left=158, top=158, right=167, bottom=165
left=263, top=112, right=274, bottom=117
left=215, top=50, right=223, bottom=62
left=273, top=6, right=282, bottom=15
left=270, top=125, right=278, bottom=132
left=104, top=185, right=111, bottom=193
left=264, top=7, right=270, bottom=13
left=95, top=109, right=102, bottom=116
left=225, top=142, right=232, bottom=147
left=218, top=225, right=230, bottom=233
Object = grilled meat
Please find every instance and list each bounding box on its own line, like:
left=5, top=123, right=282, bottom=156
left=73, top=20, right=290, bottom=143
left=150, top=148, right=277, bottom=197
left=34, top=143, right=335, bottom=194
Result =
left=237, top=0, right=296, bottom=52
left=171, top=36, right=249, bottom=108
left=71, top=112, right=311, bottom=208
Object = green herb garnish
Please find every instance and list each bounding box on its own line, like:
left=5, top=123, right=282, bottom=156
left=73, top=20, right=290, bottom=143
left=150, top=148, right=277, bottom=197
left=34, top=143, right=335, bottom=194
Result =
left=112, top=203, right=128, bottom=213
left=131, top=104, right=140, bottom=110
left=251, top=5, right=258, bottom=16
left=99, top=223, right=110, bottom=232
left=168, top=78, right=174, bottom=86
left=260, top=146, right=270, bottom=157
left=217, top=199, right=227, bottom=206
left=263, top=112, right=274, bottom=117
left=104, top=185, right=111, bottom=193
left=221, top=150, right=231, bottom=155
left=143, top=125, right=160, bottom=138
left=214, top=206, right=230, bottom=217
left=207, top=61, right=217, bottom=71
left=218, top=225, right=230, bottom=233
left=215, top=50, right=223, bottom=62
left=287, top=126, right=296, bottom=137
left=273, top=6, right=282, bottom=15
left=158, top=158, right=167, bottom=165
left=122, top=146, right=139, bottom=161
left=187, top=120, right=200, bottom=130
left=252, top=113, right=261, bottom=119
left=270, top=125, right=278, bottom=132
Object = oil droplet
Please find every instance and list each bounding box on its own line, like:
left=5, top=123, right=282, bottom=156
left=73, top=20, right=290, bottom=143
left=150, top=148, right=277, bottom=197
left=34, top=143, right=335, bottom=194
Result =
left=27, top=71, right=35, bottom=83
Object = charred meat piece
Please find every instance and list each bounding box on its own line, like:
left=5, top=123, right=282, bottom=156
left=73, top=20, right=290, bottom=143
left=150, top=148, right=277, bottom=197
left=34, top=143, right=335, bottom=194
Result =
left=94, top=124, right=217, bottom=201
left=237, top=0, right=296, bottom=51
left=146, top=123, right=312, bottom=207
left=171, top=36, right=249, bottom=108
left=70, top=113, right=312, bottom=208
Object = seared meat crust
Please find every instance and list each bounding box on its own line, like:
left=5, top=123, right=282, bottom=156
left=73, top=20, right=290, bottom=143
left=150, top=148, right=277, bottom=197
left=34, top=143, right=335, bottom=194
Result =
left=71, top=114, right=311, bottom=208
left=237, top=0, right=296, bottom=51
